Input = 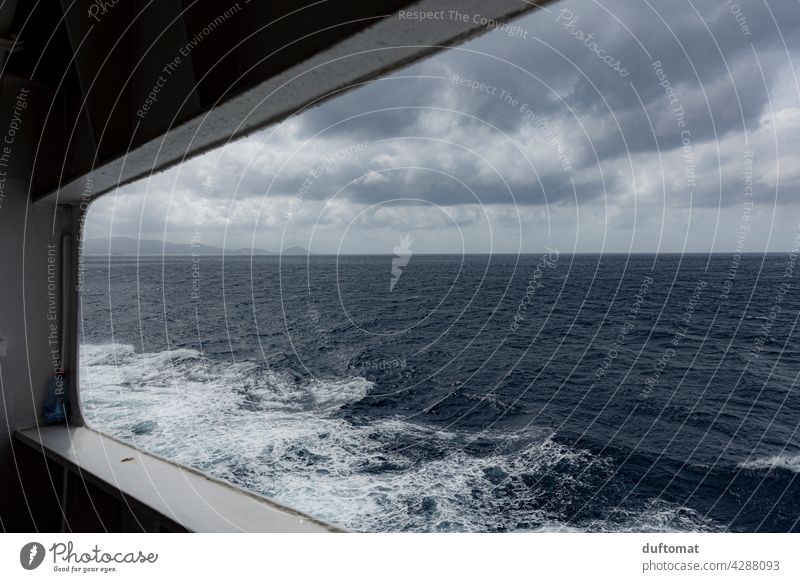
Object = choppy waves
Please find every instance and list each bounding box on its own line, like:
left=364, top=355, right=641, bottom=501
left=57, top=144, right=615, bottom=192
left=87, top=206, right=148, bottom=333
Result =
left=80, top=343, right=720, bottom=532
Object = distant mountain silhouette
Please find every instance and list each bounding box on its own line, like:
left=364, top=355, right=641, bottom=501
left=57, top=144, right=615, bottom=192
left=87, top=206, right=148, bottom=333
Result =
left=82, top=237, right=310, bottom=256
left=281, top=245, right=313, bottom=255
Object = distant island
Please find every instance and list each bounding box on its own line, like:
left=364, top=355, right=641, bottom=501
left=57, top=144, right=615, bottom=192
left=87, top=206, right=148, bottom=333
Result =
left=82, top=237, right=311, bottom=256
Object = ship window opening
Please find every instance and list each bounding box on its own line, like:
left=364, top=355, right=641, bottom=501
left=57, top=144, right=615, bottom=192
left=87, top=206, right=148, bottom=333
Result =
left=78, top=0, right=800, bottom=533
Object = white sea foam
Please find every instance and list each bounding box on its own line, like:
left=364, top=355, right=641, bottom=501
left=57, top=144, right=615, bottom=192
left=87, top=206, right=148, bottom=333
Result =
left=587, top=501, right=721, bottom=533
left=80, top=343, right=720, bottom=532
left=738, top=454, right=800, bottom=473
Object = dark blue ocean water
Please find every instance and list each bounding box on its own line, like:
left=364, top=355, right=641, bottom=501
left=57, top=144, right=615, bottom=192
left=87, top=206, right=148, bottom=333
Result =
left=79, top=253, right=800, bottom=532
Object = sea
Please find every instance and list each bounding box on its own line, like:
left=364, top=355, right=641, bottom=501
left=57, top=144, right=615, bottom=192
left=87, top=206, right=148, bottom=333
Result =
left=79, top=253, right=800, bottom=532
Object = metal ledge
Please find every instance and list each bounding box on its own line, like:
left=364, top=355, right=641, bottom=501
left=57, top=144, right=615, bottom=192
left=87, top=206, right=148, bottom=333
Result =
left=15, top=426, right=341, bottom=532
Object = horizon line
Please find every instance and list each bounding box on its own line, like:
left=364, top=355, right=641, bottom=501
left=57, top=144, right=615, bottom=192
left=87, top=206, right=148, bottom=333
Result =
left=83, top=251, right=792, bottom=256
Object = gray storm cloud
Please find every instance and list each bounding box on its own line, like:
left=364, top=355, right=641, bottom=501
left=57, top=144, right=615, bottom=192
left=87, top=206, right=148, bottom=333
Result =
left=88, top=0, right=800, bottom=253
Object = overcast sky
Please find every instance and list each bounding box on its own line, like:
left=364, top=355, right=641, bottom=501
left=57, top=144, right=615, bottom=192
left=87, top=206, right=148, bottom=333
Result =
left=86, top=0, right=800, bottom=254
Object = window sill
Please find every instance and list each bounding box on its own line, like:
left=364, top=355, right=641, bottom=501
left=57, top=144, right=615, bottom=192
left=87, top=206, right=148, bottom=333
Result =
left=15, top=425, right=341, bottom=532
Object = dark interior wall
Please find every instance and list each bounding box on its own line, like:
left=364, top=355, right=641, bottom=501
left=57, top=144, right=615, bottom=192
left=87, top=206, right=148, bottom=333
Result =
left=4, top=443, right=186, bottom=532
left=0, top=73, right=76, bottom=529
left=1, top=445, right=63, bottom=532
left=0, top=188, right=73, bottom=529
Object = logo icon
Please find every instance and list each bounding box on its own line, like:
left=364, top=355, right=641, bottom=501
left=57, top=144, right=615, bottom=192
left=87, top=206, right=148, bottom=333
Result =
left=20, top=542, right=46, bottom=570
left=390, top=234, right=413, bottom=292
